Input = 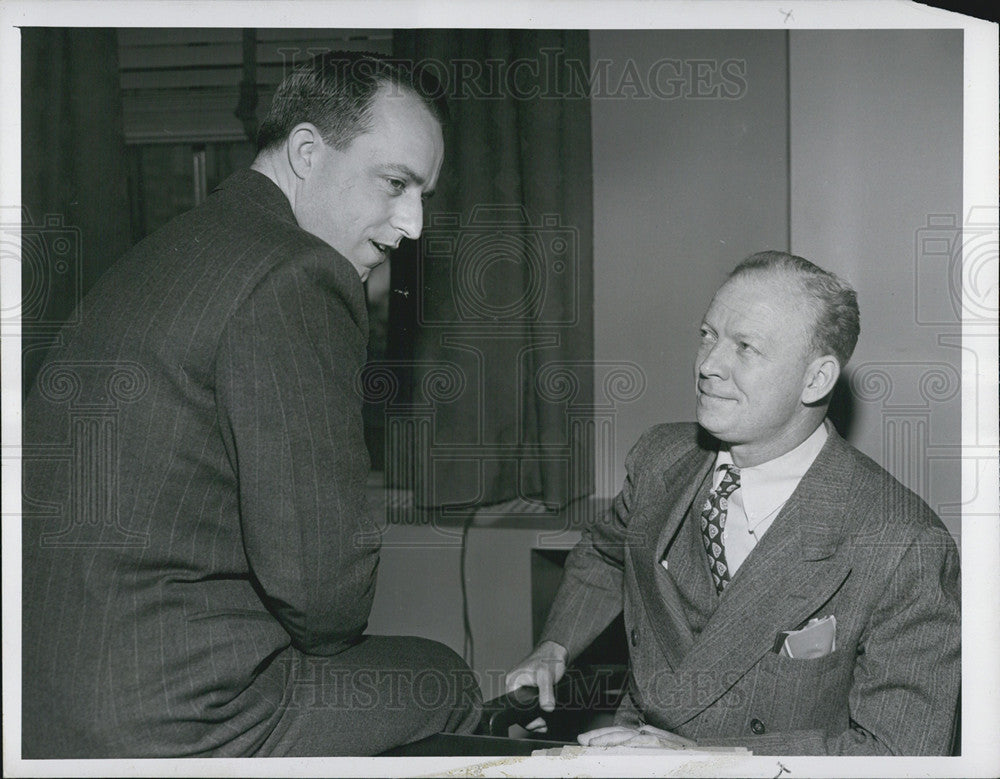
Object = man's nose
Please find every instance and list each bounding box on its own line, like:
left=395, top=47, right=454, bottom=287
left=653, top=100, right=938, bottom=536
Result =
left=697, top=341, right=729, bottom=378
left=391, top=194, right=424, bottom=240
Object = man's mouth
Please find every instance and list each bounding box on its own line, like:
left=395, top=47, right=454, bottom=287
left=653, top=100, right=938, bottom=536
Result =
left=698, top=386, right=734, bottom=402
left=371, top=240, right=395, bottom=258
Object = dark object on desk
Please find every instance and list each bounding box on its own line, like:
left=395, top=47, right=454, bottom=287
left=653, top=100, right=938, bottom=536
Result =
left=381, top=731, right=572, bottom=757
left=477, top=664, right=628, bottom=742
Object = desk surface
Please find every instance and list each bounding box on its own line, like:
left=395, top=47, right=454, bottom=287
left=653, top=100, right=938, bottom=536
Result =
left=381, top=732, right=573, bottom=757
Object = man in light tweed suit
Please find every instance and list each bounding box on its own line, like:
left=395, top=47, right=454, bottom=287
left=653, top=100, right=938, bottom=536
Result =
left=22, top=52, right=480, bottom=757
left=508, top=251, right=960, bottom=755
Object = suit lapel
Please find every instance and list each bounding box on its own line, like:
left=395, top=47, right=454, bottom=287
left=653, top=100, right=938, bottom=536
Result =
left=630, top=445, right=714, bottom=670
left=664, top=474, right=718, bottom=613
left=654, top=448, right=714, bottom=562
left=659, top=429, right=858, bottom=728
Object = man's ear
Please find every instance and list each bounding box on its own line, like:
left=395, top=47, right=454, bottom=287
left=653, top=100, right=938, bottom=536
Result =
left=286, top=123, right=322, bottom=180
left=802, top=354, right=841, bottom=405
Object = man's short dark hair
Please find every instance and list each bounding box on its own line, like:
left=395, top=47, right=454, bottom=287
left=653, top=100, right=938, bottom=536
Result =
left=256, top=51, right=449, bottom=153
left=730, top=250, right=860, bottom=367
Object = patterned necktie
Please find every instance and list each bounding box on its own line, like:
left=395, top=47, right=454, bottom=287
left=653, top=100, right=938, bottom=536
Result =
left=700, top=464, right=741, bottom=593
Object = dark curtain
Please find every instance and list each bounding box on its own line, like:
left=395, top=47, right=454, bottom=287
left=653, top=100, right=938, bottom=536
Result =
left=385, top=30, right=594, bottom=511
left=21, top=28, right=131, bottom=397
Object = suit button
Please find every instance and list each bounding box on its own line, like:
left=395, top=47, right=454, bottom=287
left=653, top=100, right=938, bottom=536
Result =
left=750, top=718, right=766, bottom=735
left=630, top=628, right=638, bottom=647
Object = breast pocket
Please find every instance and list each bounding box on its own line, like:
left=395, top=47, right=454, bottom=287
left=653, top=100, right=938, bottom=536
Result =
left=752, top=647, right=853, bottom=733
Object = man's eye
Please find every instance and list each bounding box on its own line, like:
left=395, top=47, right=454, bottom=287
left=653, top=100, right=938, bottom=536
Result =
left=699, top=328, right=716, bottom=341
left=737, top=342, right=757, bottom=354
left=387, top=178, right=406, bottom=192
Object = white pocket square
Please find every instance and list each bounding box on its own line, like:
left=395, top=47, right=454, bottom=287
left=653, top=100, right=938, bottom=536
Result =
left=776, top=615, right=837, bottom=659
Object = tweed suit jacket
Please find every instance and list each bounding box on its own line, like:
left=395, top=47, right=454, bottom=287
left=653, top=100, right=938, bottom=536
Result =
left=22, top=169, right=377, bottom=757
left=541, top=422, right=960, bottom=755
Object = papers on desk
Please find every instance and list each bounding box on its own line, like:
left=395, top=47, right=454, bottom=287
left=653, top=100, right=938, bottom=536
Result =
left=531, top=745, right=751, bottom=756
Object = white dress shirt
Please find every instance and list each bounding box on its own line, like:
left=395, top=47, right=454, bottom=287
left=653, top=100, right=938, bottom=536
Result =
left=662, top=422, right=829, bottom=579
left=713, top=422, right=828, bottom=576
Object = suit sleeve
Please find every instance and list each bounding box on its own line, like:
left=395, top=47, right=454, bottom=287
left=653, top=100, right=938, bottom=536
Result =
left=215, top=251, right=378, bottom=655
left=539, top=428, right=661, bottom=661
left=703, top=522, right=961, bottom=755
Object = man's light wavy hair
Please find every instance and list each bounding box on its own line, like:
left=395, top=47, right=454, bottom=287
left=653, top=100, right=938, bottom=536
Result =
left=730, top=250, right=860, bottom=367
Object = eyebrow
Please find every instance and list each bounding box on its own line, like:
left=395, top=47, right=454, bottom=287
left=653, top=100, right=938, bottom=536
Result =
left=730, top=329, right=770, bottom=352
left=383, top=163, right=435, bottom=198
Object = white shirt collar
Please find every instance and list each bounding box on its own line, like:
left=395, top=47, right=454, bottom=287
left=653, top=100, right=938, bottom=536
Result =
left=714, top=422, right=829, bottom=532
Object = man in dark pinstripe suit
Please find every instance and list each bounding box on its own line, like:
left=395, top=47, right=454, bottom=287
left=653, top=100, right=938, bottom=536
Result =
left=22, top=52, right=480, bottom=757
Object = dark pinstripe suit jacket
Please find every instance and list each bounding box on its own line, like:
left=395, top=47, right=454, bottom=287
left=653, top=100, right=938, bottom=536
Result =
left=541, top=422, right=961, bottom=755
left=22, top=170, right=377, bottom=757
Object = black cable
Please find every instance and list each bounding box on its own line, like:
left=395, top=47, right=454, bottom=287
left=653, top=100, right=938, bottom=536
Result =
left=459, top=509, right=476, bottom=668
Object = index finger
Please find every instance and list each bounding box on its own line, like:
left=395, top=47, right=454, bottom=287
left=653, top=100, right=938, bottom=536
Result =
left=535, top=666, right=556, bottom=711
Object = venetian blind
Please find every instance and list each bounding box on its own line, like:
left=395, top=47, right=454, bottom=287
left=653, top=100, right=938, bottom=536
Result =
left=119, top=28, right=393, bottom=144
